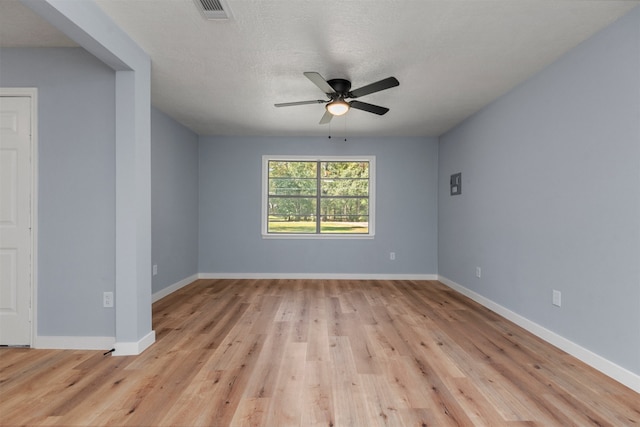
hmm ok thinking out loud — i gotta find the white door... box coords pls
[0,95,33,346]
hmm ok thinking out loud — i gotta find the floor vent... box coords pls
[193,0,232,20]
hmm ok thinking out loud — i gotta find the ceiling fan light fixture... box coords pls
[326,99,350,116]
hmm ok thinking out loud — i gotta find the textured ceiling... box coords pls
[2,0,638,137]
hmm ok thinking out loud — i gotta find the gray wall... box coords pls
[0,48,116,337]
[198,136,439,275]
[151,108,199,294]
[438,8,640,374]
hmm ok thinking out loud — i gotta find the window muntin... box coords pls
[263,156,375,238]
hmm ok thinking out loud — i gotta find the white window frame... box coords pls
[261,155,376,239]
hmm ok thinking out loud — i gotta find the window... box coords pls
[262,155,375,238]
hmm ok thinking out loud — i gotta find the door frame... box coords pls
[1,88,37,346]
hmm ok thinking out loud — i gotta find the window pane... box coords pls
[320,197,368,219]
[321,178,368,196]
[269,161,317,178]
[320,216,369,234]
[269,178,317,196]
[267,197,317,233]
[321,161,369,178]
[319,197,368,233]
[269,161,317,197]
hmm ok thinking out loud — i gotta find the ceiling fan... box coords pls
[274,72,400,124]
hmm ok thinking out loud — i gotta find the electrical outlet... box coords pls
[103,292,114,308]
[476,267,481,278]
[153,264,158,276]
[389,252,396,260]
[553,290,562,307]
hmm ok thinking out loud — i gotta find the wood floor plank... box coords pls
[192,366,252,426]
[263,341,307,427]
[448,377,509,426]
[340,314,381,375]
[360,373,406,427]
[382,356,437,410]
[410,351,478,426]
[305,318,331,363]
[207,332,266,372]
[157,369,226,426]
[300,360,334,427]
[367,306,414,357]
[229,396,270,427]
[242,321,291,399]
[0,351,78,411]
[104,349,211,426]
[289,281,311,343]
[329,336,371,427]
[1,279,637,427]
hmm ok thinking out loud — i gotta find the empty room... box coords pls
[0,0,639,426]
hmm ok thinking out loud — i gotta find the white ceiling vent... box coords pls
[193,0,232,20]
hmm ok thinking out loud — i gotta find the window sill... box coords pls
[261,233,375,240]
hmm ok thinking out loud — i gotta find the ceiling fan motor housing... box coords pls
[327,79,352,98]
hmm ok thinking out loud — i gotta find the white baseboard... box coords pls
[113,330,155,356]
[438,275,640,394]
[34,332,156,356]
[152,273,199,303]
[199,273,438,280]
[34,335,115,350]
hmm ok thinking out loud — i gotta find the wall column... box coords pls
[22,0,154,354]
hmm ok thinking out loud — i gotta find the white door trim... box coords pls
[1,88,37,347]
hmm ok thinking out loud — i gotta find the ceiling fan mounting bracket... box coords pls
[326,78,351,96]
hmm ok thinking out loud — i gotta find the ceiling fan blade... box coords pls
[319,110,333,124]
[350,100,390,115]
[349,77,399,98]
[275,100,326,107]
[304,72,336,94]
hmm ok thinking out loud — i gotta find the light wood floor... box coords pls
[1,279,638,426]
